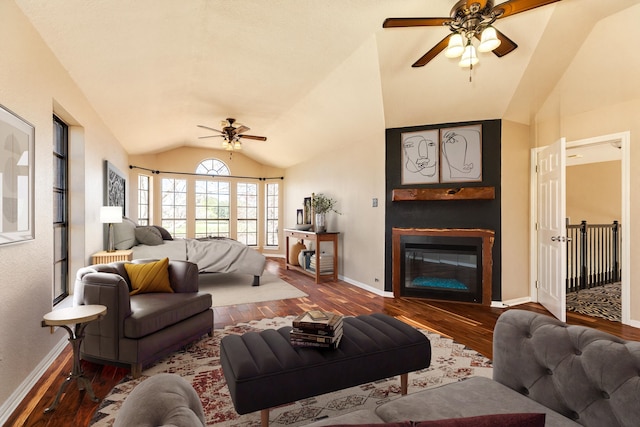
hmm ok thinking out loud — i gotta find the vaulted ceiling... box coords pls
[14,0,638,168]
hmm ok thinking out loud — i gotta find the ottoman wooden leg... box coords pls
[261,408,269,427]
[401,373,408,395]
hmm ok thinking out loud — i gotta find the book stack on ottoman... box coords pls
[290,310,344,349]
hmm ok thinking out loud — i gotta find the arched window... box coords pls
[194,159,231,238]
[196,158,230,176]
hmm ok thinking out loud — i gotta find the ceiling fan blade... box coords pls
[383,17,450,28]
[235,125,250,134]
[197,124,223,133]
[412,34,451,67]
[238,135,267,141]
[198,135,224,139]
[494,0,562,19]
[491,28,518,57]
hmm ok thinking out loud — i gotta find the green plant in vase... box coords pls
[311,193,341,232]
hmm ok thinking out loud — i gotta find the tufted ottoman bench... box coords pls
[220,313,431,426]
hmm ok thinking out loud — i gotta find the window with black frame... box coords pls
[53,116,68,305]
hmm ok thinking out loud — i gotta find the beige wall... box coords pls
[567,161,621,224]
[281,35,387,291]
[501,121,531,302]
[0,0,129,413]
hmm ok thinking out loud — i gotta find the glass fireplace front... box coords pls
[400,235,483,303]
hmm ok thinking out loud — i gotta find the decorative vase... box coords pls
[289,240,306,266]
[315,212,326,233]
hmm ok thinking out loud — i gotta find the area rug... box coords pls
[199,272,308,307]
[566,282,621,322]
[90,316,492,426]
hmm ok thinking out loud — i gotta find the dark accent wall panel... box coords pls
[384,119,502,301]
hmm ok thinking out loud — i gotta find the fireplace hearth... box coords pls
[392,228,495,305]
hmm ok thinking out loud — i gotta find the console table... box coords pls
[284,229,339,283]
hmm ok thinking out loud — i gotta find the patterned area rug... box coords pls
[566,282,621,322]
[90,316,493,426]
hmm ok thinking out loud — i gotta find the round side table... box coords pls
[41,304,107,413]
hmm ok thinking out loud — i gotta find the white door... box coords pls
[537,138,567,321]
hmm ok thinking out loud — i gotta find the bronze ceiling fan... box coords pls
[197,118,267,151]
[383,0,562,68]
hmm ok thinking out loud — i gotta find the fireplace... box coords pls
[392,228,494,305]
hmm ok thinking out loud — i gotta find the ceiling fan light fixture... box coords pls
[478,26,501,52]
[233,140,242,150]
[445,33,465,58]
[459,43,478,68]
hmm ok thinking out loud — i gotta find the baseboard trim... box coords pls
[498,296,533,308]
[339,275,393,298]
[0,336,67,425]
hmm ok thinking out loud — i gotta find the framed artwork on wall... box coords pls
[303,197,312,224]
[105,161,126,215]
[440,124,482,183]
[401,129,440,185]
[0,104,34,245]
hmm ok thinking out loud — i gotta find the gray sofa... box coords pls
[74,259,213,377]
[308,309,640,427]
[114,373,206,427]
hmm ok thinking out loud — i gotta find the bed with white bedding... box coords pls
[113,219,266,285]
[133,238,266,282]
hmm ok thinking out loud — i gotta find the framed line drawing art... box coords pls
[440,124,482,183]
[105,161,126,215]
[401,129,439,185]
[0,104,35,245]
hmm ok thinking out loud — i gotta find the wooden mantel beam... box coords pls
[392,186,495,201]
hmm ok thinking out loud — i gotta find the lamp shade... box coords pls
[100,206,122,224]
[445,33,464,58]
[459,43,479,68]
[478,26,501,52]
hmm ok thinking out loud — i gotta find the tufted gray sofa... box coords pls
[114,373,206,427]
[308,309,640,427]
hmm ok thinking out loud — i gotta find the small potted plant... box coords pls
[311,193,341,232]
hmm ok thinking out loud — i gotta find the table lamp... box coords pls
[100,206,122,252]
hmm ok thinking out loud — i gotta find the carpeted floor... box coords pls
[199,272,308,307]
[90,316,492,426]
[566,282,621,322]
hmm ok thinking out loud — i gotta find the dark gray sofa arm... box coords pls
[74,270,132,361]
[166,260,199,293]
[493,309,640,427]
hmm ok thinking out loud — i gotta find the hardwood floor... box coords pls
[7,257,640,427]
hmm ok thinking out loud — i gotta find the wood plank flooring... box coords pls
[7,257,640,427]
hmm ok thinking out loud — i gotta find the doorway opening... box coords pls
[564,141,622,321]
[531,132,630,324]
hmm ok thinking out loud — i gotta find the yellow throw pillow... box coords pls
[125,258,174,295]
